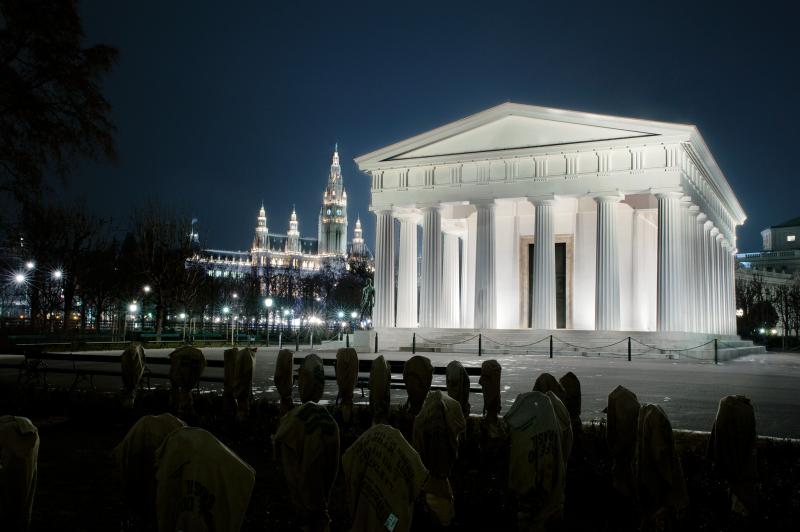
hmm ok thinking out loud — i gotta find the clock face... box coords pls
[336,209,342,216]
[326,208,331,215]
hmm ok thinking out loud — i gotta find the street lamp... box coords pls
[13,273,26,284]
[51,269,62,280]
[25,261,35,270]
[143,285,151,294]
[337,310,345,319]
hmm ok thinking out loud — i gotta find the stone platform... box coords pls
[353,328,765,362]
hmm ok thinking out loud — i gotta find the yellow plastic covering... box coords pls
[155,427,255,532]
[504,392,565,528]
[223,347,256,419]
[606,385,640,497]
[342,424,428,532]
[635,404,688,522]
[369,355,391,424]
[275,402,340,529]
[402,355,432,415]
[168,347,206,414]
[115,414,186,524]
[121,342,145,408]
[707,395,758,515]
[299,354,325,403]
[445,360,471,417]
[0,416,39,530]
[274,349,295,413]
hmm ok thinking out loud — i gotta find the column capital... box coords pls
[470,198,497,208]
[417,202,442,213]
[371,206,394,215]
[697,212,708,224]
[688,204,700,215]
[393,206,421,223]
[702,219,714,231]
[591,193,624,204]
[654,190,683,200]
[527,194,556,207]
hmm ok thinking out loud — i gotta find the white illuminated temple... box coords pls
[355,103,745,339]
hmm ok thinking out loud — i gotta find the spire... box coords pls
[291,204,297,221]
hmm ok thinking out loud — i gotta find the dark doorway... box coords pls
[528,242,567,328]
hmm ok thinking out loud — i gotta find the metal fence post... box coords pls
[346,333,350,348]
[628,336,632,362]
[266,330,269,348]
[714,338,718,365]
[478,333,482,357]
[295,331,300,352]
[412,332,416,354]
[549,335,553,359]
[374,332,379,353]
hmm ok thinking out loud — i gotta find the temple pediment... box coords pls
[356,102,694,166]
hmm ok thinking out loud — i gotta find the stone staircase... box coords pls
[361,328,765,362]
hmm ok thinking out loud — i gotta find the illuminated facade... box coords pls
[193,146,369,279]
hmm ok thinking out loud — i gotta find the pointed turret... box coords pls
[352,216,365,256]
[287,206,300,254]
[253,203,269,251]
[318,143,349,255]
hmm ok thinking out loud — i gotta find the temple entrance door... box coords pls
[527,242,567,328]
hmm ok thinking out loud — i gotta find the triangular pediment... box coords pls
[390,115,654,160]
[356,102,695,168]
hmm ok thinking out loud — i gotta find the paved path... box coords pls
[2,347,799,438]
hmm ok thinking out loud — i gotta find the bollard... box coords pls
[374,332,379,353]
[310,332,314,350]
[714,338,718,365]
[628,336,632,362]
[346,333,350,348]
[549,335,553,359]
[412,332,416,354]
[278,332,282,350]
[478,333,482,357]
[295,331,300,352]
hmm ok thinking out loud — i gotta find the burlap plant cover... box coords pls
[402,355,433,416]
[155,427,255,532]
[635,404,688,527]
[412,391,466,526]
[547,391,573,469]
[707,395,757,515]
[504,391,565,532]
[0,416,39,530]
[299,354,325,403]
[275,349,295,414]
[223,347,256,420]
[114,413,186,526]
[479,359,502,420]
[532,372,567,405]
[336,348,359,423]
[445,360,471,418]
[558,371,582,435]
[606,385,640,497]
[275,402,340,531]
[120,342,145,409]
[168,346,206,415]
[342,424,429,532]
[369,355,392,424]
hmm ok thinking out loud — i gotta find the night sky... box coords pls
[73,0,799,253]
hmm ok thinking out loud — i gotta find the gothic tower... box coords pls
[252,202,269,251]
[287,206,300,254]
[351,216,365,256]
[318,144,348,255]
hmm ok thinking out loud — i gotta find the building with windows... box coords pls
[736,216,800,276]
[192,146,370,281]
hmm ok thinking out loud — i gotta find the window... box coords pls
[788,235,796,242]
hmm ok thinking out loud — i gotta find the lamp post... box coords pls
[222,305,230,343]
[264,297,273,346]
[179,312,187,342]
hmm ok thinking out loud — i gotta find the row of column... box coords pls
[374,192,737,334]
[656,192,736,335]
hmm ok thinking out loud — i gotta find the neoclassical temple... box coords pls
[355,103,744,335]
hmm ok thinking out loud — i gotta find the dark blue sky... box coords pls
[74,0,799,252]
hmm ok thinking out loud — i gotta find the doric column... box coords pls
[531,197,556,329]
[396,212,419,328]
[696,214,709,333]
[594,195,622,331]
[473,200,497,329]
[656,192,683,332]
[420,205,442,328]
[721,240,732,335]
[373,209,395,328]
[441,232,461,328]
[710,230,723,334]
[686,205,700,332]
[729,247,738,335]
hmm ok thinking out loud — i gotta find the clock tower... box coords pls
[318,144,348,255]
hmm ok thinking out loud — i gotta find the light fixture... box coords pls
[129,303,138,313]
[13,272,26,284]
[232,293,238,299]
[222,306,230,314]
[25,261,35,270]
[143,285,151,293]
[337,311,344,319]
[52,269,62,280]
[179,313,186,320]
[264,298,274,308]
[350,311,358,319]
